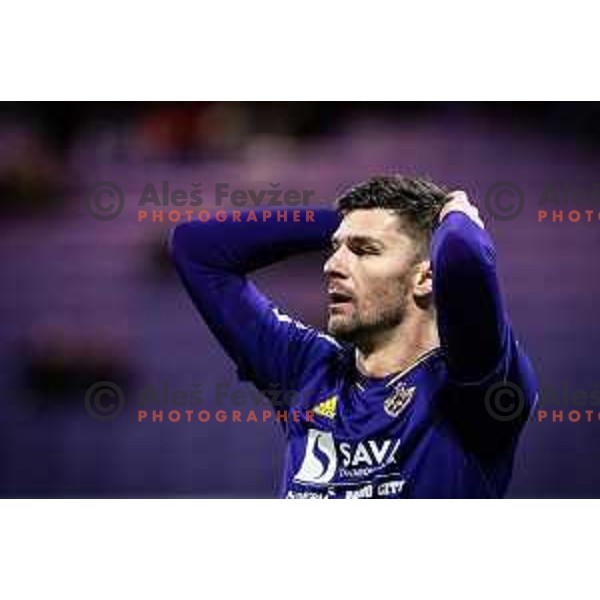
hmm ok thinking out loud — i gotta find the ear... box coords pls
[412,259,433,300]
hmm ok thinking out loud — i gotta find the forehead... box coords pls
[333,208,406,243]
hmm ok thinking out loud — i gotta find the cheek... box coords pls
[358,272,410,311]
[351,256,414,307]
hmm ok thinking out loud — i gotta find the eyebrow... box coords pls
[331,234,385,248]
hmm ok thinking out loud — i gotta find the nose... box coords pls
[323,246,348,280]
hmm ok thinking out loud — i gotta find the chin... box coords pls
[327,316,360,343]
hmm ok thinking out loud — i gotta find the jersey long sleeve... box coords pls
[168,210,342,394]
[431,212,510,384]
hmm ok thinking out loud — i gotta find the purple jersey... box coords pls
[170,209,538,498]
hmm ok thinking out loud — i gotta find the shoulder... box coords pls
[267,304,348,375]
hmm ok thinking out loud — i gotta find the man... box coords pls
[170,175,538,498]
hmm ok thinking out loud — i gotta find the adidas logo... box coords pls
[313,395,338,420]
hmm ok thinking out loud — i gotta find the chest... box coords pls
[283,370,447,496]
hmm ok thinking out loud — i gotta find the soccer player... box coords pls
[169,176,538,498]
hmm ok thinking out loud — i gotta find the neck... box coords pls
[355,311,439,379]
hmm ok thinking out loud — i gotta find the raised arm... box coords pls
[169,209,341,392]
[431,192,509,383]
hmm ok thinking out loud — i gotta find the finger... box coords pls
[446,190,469,203]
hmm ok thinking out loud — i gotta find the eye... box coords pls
[352,245,380,256]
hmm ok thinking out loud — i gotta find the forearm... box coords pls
[169,208,340,274]
[432,211,509,382]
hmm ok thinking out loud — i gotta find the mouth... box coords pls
[327,289,354,310]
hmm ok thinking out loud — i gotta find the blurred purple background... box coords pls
[0,102,598,498]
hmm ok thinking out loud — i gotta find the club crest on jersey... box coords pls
[313,395,338,420]
[384,384,416,418]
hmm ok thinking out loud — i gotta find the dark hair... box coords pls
[336,175,449,255]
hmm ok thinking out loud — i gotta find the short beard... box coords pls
[327,295,408,350]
